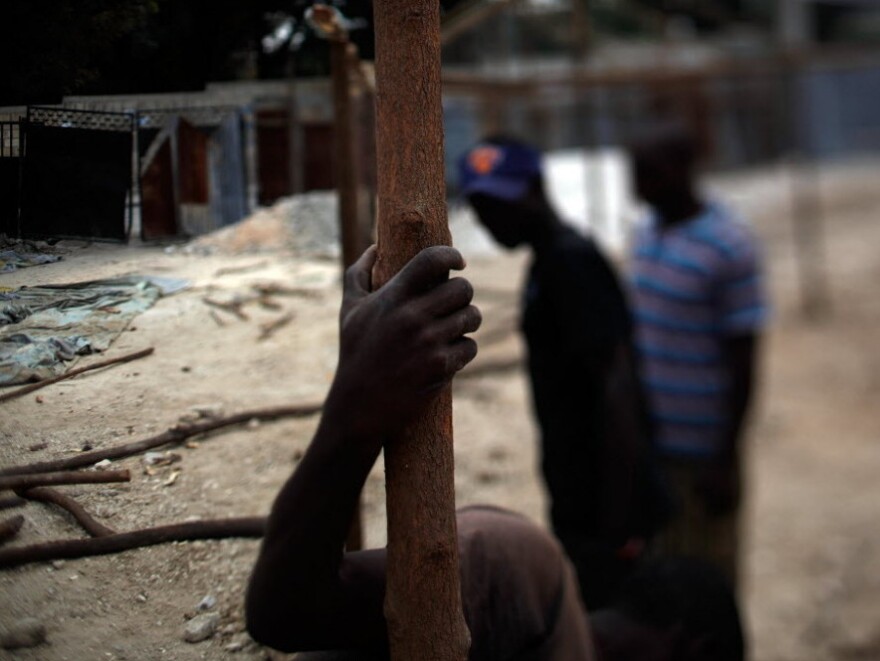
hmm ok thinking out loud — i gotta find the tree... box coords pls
[0,0,157,105]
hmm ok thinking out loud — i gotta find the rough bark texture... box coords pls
[373,2,470,660]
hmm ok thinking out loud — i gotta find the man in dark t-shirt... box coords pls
[459,137,664,607]
[245,246,744,661]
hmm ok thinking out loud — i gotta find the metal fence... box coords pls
[19,106,136,241]
[0,121,22,236]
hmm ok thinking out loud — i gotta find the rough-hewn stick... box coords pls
[0,515,25,545]
[0,348,155,404]
[0,403,324,477]
[320,7,370,552]
[0,470,131,492]
[258,312,295,342]
[202,297,249,321]
[214,260,270,277]
[209,309,227,327]
[251,283,323,299]
[0,517,267,569]
[0,496,26,511]
[373,1,470,659]
[17,487,115,538]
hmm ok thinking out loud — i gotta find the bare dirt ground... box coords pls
[1,160,879,661]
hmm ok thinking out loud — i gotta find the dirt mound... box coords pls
[184,192,340,259]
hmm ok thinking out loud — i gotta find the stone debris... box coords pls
[224,638,248,652]
[178,402,225,424]
[142,451,182,468]
[196,594,217,612]
[1,618,47,650]
[93,505,116,519]
[183,612,220,643]
[190,403,224,419]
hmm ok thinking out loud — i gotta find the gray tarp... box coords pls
[0,276,186,385]
[0,249,63,273]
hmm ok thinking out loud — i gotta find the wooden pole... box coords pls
[372,3,470,660]
[332,39,363,270]
[314,3,367,552]
[781,55,831,319]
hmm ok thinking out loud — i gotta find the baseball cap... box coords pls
[458,140,542,201]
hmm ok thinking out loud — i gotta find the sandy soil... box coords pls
[1,160,879,661]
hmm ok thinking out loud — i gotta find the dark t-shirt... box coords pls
[521,227,632,536]
[297,507,596,661]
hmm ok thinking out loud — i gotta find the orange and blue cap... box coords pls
[458,141,542,201]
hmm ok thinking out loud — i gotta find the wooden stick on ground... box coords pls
[17,487,115,538]
[202,297,250,321]
[0,515,25,545]
[0,348,155,404]
[251,283,324,300]
[373,1,470,659]
[209,309,227,327]
[0,403,324,477]
[214,260,270,277]
[0,517,267,569]
[0,470,131,492]
[0,496,27,511]
[258,313,295,342]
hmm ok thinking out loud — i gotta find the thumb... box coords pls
[343,245,377,301]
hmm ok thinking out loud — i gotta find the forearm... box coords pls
[246,389,384,648]
[245,244,479,652]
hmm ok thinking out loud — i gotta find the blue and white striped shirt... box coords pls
[630,202,769,458]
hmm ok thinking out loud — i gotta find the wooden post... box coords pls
[332,39,363,270]
[313,4,370,550]
[372,2,470,660]
[781,54,831,319]
[286,48,303,195]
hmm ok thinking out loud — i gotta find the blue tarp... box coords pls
[0,276,186,385]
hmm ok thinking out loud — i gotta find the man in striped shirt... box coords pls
[628,126,768,586]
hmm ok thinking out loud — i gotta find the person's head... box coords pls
[592,557,745,661]
[458,136,555,248]
[628,123,699,216]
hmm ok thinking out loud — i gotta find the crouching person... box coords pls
[245,246,745,661]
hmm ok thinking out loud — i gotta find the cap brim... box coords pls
[460,175,529,202]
